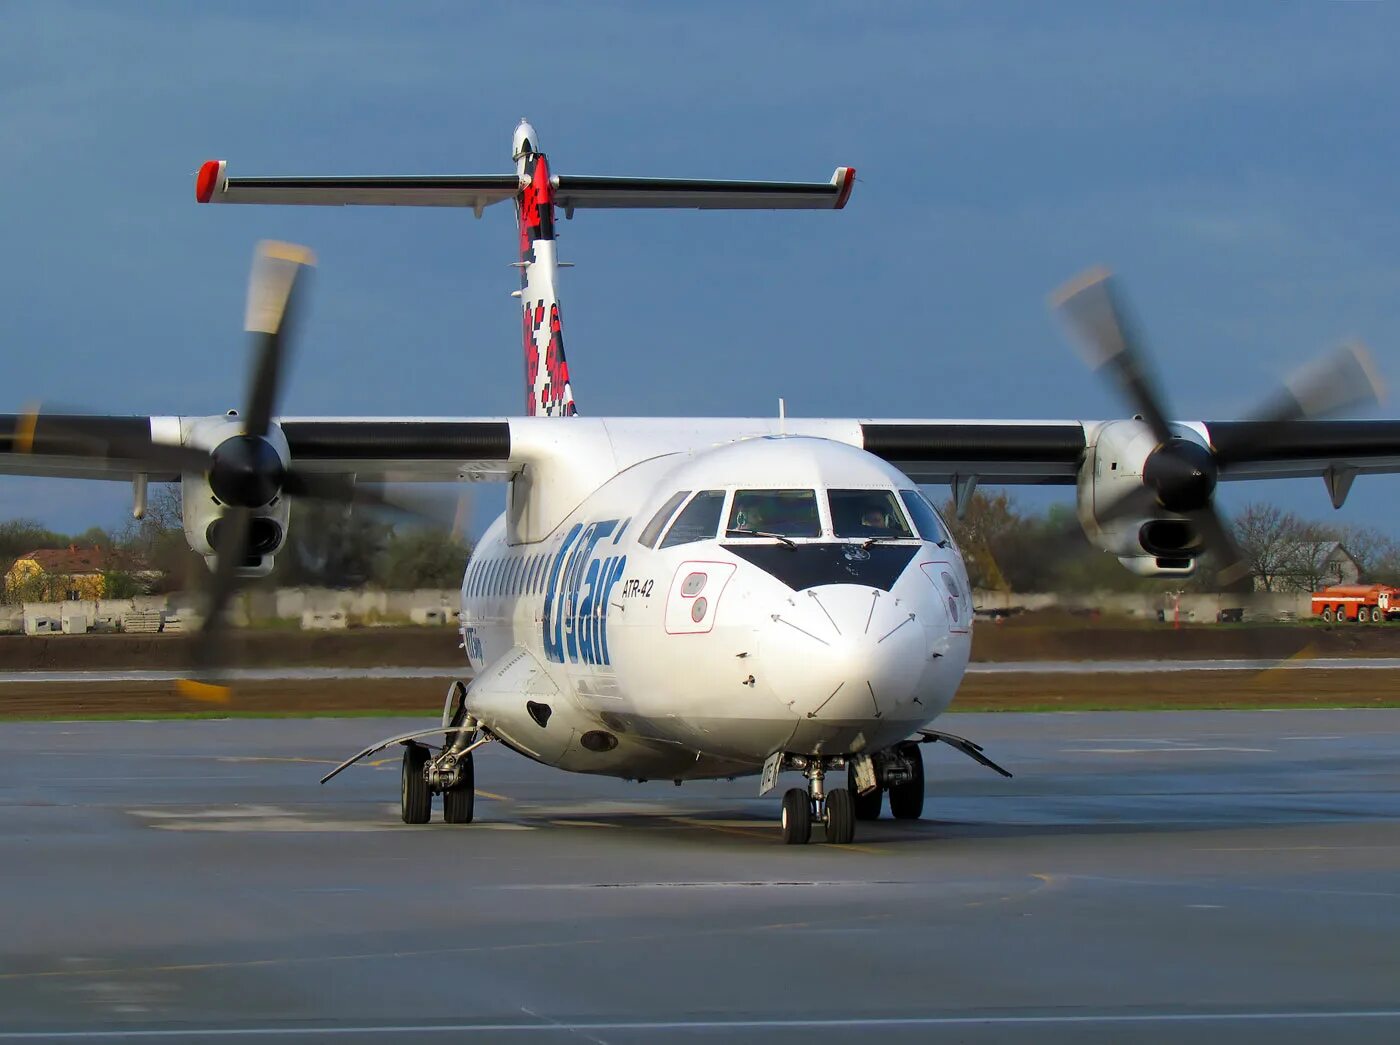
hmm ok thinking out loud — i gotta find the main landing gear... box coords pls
[845,742,925,823]
[400,725,480,825]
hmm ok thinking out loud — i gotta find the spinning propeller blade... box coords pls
[1052,267,1384,592]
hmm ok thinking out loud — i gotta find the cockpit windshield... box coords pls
[898,489,952,546]
[828,489,915,540]
[726,489,821,539]
[660,490,727,548]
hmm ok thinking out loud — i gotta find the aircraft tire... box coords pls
[401,743,432,824]
[849,764,883,820]
[780,788,811,845]
[443,752,475,824]
[888,744,925,820]
[825,788,855,845]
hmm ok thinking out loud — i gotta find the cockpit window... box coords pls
[899,489,952,546]
[726,489,821,539]
[829,490,914,539]
[639,490,691,549]
[660,490,727,549]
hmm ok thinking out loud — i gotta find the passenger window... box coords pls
[829,489,914,539]
[639,490,691,549]
[726,489,821,539]
[899,490,952,546]
[660,490,727,549]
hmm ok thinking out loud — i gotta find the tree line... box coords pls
[942,492,1400,593]
[6,487,1395,601]
[0,486,472,602]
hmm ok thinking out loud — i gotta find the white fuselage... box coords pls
[458,435,972,781]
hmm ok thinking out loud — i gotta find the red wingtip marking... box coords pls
[834,167,855,210]
[195,160,222,203]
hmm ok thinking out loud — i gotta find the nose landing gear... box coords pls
[779,759,856,845]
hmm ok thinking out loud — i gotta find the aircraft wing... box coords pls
[0,415,516,484]
[7,414,1400,488]
[859,419,1400,485]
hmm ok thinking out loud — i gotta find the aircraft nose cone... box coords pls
[758,584,940,722]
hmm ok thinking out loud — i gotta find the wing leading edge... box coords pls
[5,414,1400,490]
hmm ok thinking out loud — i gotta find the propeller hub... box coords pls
[1143,438,1218,513]
[208,435,285,508]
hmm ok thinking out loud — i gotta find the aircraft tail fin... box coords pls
[514,123,575,416]
[197,120,855,419]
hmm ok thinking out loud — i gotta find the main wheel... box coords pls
[442,751,475,824]
[400,743,431,824]
[888,744,925,820]
[780,788,811,845]
[824,788,856,845]
[849,763,883,820]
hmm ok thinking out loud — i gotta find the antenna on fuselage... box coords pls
[778,397,786,435]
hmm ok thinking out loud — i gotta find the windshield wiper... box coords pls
[861,535,911,548]
[727,528,796,548]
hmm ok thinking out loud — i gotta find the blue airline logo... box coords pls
[542,518,629,666]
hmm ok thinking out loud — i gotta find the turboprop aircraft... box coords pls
[3,120,1398,845]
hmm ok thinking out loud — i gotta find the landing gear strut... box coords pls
[778,759,855,845]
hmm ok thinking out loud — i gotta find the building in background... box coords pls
[1261,541,1361,593]
[4,546,143,601]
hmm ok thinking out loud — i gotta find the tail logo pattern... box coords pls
[517,147,576,417]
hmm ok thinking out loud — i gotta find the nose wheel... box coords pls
[778,761,856,845]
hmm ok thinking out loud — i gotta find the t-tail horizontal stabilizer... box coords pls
[196,119,855,418]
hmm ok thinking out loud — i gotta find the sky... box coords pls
[3,2,1400,537]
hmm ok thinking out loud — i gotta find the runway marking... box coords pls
[959,872,1059,909]
[1063,872,1400,901]
[667,816,771,841]
[4,1010,1400,1037]
[216,756,344,767]
[125,806,537,834]
[501,880,904,890]
[1196,845,1400,853]
[0,916,824,984]
[474,789,510,802]
[1062,746,1272,754]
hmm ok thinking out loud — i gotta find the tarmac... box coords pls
[1,710,1399,1042]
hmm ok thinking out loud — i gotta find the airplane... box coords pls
[3,119,1398,845]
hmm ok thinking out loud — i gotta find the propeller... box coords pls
[16,242,460,701]
[1050,266,1383,593]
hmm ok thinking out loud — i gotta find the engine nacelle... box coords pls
[177,415,292,578]
[1077,420,1207,578]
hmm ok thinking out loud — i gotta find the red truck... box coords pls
[1311,584,1398,623]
